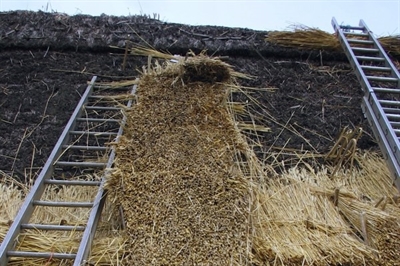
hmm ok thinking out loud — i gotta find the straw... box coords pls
[105,53,253,265]
[266,25,400,56]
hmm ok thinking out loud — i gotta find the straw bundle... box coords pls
[266,26,400,57]
[105,55,252,265]
[266,26,341,51]
[379,35,400,56]
[0,174,125,266]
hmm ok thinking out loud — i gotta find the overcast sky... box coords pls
[1,0,399,36]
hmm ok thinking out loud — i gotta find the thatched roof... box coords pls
[1,10,400,265]
[0,10,346,60]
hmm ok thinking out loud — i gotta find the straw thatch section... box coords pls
[0,172,124,265]
[379,35,400,56]
[102,51,400,265]
[250,151,400,265]
[266,26,400,56]
[105,55,253,264]
[3,149,400,265]
[266,26,341,51]
[2,128,400,266]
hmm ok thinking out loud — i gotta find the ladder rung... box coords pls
[69,130,118,136]
[393,129,400,135]
[44,179,102,186]
[386,113,400,121]
[390,122,400,128]
[21,223,86,231]
[88,95,108,99]
[383,107,400,114]
[352,47,379,53]
[379,100,400,106]
[361,66,392,72]
[347,38,374,44]
[84,106,121,111]
[373,87,400,93]
[76,118,120,123]
[367,76,398,82]
[62,145,108,151]
[356,56,385,62]
[88,95,127,100]
[55,161,107,168]
[341,25,365,31]
[344,32,369,37]
[7,251,76,259]
[33,200,93,208]
[93,86,132,91]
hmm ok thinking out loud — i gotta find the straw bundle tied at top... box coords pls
[105,56,252,265]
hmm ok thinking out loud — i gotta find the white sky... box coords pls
[1,0,399,36]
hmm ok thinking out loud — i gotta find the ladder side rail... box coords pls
[331,17,374,94]
[366,93,400,186]
[357,19,400,183]
[359,19,400,86]
[332,17,400,190]
[362,97,400,189]
[0,76,97,265]
[73,83,138,266]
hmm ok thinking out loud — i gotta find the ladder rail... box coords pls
[73,83,137,265]
[363,95,400,189]
[331,17,374,94]
[332,17,400,190]
[358,19,400,87]
[0,76,98,265]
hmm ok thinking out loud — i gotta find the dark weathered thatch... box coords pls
[0,10,347,60]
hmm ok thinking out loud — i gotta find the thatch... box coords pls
[103,50,400,265]
[251,178,376,265]
[2,148,400,265]
[266,26,400,56]
[266,26,341,51]
[2,43,400,265]
[379,35,400,56]
[105,55,253,264]
[251,151,400,265]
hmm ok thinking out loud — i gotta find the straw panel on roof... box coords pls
[106,57,252,265]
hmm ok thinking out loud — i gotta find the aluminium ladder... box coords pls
[332,17,400,190]
[0,76,136,265]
